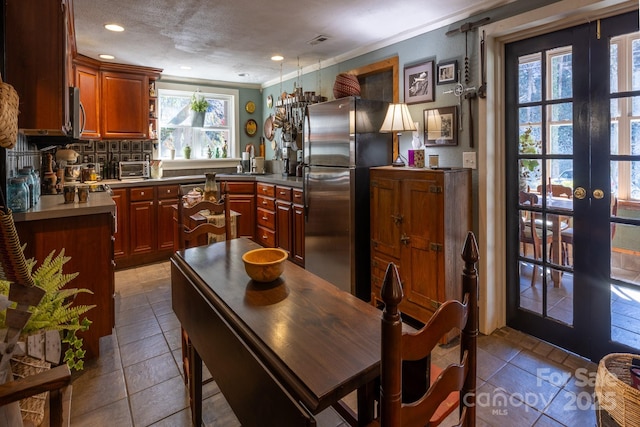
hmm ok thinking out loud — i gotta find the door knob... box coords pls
[400,234,410,246]
[593,189,604,199]
[391,214,403,225]
[574,187,587,199]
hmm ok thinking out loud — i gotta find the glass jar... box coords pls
[204,173,218,202]
[18,168,36,208]
[27,166,40,205]
[8,177,30,212]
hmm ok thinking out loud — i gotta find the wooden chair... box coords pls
[176,184,231,251]
[175,185,232,413]
[370,231,478,427]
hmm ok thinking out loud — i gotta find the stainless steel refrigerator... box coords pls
[303,97,391,300]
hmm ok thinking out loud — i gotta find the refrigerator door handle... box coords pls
[303,165,310,221]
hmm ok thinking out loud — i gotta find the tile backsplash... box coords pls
[69,139,155,167]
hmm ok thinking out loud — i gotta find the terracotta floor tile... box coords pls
[124,352,181,395]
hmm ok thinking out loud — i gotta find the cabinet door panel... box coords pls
[111,189,128,258]
[75,64,101,138]
[130,200,155,255]
[370,175,401,259]
[102,72,148,139]
[158,199,177,250]
[276,201,292,253]
[401,177,444,308]
[229,195,256,239]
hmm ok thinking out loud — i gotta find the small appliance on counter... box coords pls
[118,160,150,180]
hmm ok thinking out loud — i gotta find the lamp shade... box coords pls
[379,103,417,133]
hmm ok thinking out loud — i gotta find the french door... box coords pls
[506,11,640,362]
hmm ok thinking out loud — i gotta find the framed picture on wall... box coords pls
[424,106,457,146]
[404,59,435,104]
[437,60,458,85]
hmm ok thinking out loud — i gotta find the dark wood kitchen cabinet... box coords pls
[5,0,74,134]
[157,185,181,250]
[275,185,293,253]
[101,70,149,139]
[370,167,471,330]
[15,212,115,360]
[221,181,256,239]
[256,182,276,247]
[129,187,155,255]
[113,184,180,269]
[111,188,129,259]
[74,56,101,139]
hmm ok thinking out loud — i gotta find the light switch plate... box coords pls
[463,152,477,169]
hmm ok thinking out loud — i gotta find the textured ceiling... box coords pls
[73,0,513,86]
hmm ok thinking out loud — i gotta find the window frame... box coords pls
[156,81,240,163]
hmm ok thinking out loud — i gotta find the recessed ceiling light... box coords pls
[180,66,192,70]
[99,54,115,60]
[271,55,284,61]
[238,73,249,77]
[104,24,124,32]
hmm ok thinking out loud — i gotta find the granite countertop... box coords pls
[12,191,116,222]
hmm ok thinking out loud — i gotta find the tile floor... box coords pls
[69,261,601,426]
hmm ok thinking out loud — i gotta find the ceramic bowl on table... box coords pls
[242,248,288,282]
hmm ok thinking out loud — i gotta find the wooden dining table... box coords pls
[171,237,384,426]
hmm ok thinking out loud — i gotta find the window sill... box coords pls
[161,158,240,170]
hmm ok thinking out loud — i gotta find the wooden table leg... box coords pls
[189,346,203,427]
[357,380,377,426]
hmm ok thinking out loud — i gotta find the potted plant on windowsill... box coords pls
[190,93,209,128]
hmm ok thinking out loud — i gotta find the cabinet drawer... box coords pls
[256,195,275,211]
[275,186,292,202]
[256,225,276,247]
[256,182,275,197]
[157,185,179,199]
[257,207,275,229]
[130,187,154,201]
[292,189,304,205]
[223,181,255,194]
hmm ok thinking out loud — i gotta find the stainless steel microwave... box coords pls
[119,161,150,179]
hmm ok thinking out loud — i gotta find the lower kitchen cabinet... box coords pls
[275,185,293,253]
[158,185,181,250]
[370,167,471,331]
[256,182,276,247]
[113,184,180,269]
[15,212,115,360]
[221,181,255,239]
[129,187,155,255]
[111,188,128,258]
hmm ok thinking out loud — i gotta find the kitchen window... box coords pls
[157,87,237,160]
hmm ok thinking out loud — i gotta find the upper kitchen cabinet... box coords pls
[74,56,101,139]
[100,64,160,139]
[5,0,75,135]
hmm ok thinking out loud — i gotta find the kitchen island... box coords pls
[14,192,116,360]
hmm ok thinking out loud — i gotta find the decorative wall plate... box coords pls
[245,101,256,114]
[245,119,258,136]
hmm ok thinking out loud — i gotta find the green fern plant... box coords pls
[0,248,95,371]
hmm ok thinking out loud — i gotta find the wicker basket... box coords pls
[10,355,51,426]
[0,74,19,149]
[595,353,640,426]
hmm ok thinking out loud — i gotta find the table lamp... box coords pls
[380,103,417,167]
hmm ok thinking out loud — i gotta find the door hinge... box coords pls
[429,185,443,193]
[430,242,443,252]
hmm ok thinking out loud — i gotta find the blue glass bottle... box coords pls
[18,168,36,208]
[8,177,30,213]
